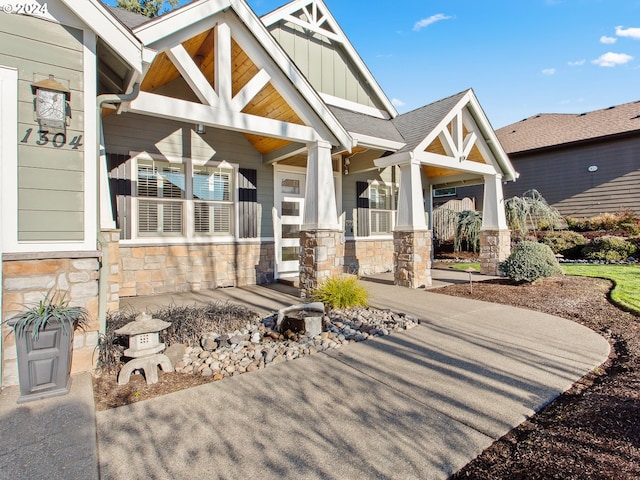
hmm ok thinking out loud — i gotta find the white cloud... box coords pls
[568,59,586,66]
[392,98,406,107]
[592,52,633,67]
[600,35,617,44]
[542,68,556,76]
[615,26,640,39]
[413,14,452,32]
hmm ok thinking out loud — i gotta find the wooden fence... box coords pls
[432,197,476,242]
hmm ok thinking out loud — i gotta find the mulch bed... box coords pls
[437,276,640,479]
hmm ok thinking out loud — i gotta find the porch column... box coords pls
[394,160,432,289]
[300,140,343,297]
[480,174,511,275]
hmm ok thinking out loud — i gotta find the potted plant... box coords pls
[7,290,88,403]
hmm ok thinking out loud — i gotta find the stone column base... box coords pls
[480,229,511,276]
[99,229,121,313]
[300,230,344,298]
[393,230,432,289]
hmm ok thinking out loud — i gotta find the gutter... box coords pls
[95,84,141,334]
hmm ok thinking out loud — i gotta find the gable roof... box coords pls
[106,5,150,29]
[497,100,640,154]
[329,106,405,144]
[392,90,468,154]
[261,0,398,119]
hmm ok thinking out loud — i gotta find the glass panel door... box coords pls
[275,170,305,277]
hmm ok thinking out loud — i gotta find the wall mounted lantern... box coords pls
[32,74,70,131]
[195,123,206,134]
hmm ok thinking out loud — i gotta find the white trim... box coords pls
[231,69,271,111]
[320,93,390,120]
[0,66,18,254]
[261,0,398,119]
[129,91,321,143]
[60,0,143,73]
[351,132,405,152]
[84,29,98,247]
[417,152,496,176]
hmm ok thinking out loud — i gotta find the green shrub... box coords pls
[505,190,564,237]
[500,241,563,283]
[581,236,636,262]
[541,231,588,258]
[566,210,640,234]
[312,276,369,309]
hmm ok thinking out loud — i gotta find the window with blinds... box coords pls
[137,160,185,235]
[369,183,396,235]
[193,166,234,235]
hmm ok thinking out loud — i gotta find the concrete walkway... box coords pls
[0,270,610,480]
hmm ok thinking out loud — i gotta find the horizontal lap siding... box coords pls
[503,137,640,217]
[1,14,86,241]
[103,113,274,238]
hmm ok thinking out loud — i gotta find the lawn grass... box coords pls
[437,262,481,272]
[562,264,640,316]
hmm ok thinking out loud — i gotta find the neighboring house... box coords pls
[444,101,640,218]
[0,0,516,387]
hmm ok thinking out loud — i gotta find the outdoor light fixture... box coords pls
[196,124,206,134]
[588,165,598,172]
[32,74,70,131]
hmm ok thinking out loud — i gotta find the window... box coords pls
[434,187,456,197]
[193,166,233,235]
[135,158,238,238]
[137,160,185,235]
[369,183,397,235]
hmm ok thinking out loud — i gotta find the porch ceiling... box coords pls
[422,134,487,179]
[139,28,300,155]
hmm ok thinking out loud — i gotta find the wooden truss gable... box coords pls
[262,0,397,119]
[126,1,352,156]
[376,90,516,186]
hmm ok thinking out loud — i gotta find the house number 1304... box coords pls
[20,128,83,149]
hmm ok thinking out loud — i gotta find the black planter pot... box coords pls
[9,320,74,404]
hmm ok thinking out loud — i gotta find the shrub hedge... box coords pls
[500,241,563,283]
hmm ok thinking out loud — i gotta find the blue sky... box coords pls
[107,0,640,128]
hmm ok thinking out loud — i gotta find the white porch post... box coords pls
[302,140,339,231]
[393,160,432,288]
[480,174,511,275]
[481,174,507,230]
[299,140,343,296]
[395,159,428,231]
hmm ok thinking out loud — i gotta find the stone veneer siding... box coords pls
[300,230,345,296]
[118,241,275,297]
[393,230,433,289]
[1,254,101,386]
[344,238,394,276]
[480,229,511,276]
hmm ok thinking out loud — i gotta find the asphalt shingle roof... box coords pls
[106,5,150,29]
[328,106,405,144]
[496,100,640,154]
[391,90,469,153]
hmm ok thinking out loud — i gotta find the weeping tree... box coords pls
[454,210,483,253]
[452,190,563,252]
[115,0,181,18]
[505,189,564,237]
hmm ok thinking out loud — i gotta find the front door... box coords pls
[275,169,306,277]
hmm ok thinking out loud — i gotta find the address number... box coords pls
[20,128,83,150]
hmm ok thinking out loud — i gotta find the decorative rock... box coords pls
[201,368,213,377]
[164,344,187,367]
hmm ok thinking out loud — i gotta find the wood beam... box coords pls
[166,44,218,106]
[263,143,307,164]
[231,69,271,111]
[129,91,320,143]
[214,22,232,106]
[417,152,496,175]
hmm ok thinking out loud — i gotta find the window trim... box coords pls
[433,187,457,198]
[131,152,239,241]
[367,180,398,236]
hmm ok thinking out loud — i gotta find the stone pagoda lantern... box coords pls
[115,312,174,385]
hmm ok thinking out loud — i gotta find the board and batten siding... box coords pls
[269,21,382,111]
[103,112,275,239]
[0,13,85,241]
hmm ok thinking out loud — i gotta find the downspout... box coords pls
[95,84,140,335]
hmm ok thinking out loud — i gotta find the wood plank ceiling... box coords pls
[140,28,303,156]
[423,125,487,179]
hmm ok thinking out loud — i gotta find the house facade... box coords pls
[443,101,640,219]
[0,0,516,387]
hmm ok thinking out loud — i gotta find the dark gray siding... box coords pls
[454,134,640,218]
